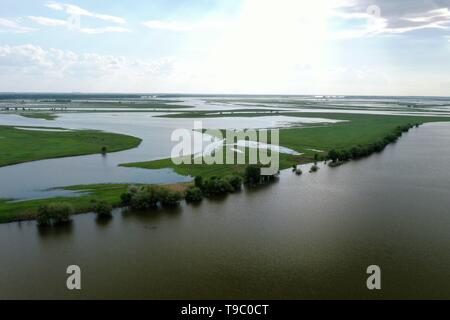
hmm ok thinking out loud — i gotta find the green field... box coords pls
[0,125,142,167]
[122,113,450,178]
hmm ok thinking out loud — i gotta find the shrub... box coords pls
[95,201,113,218]
[159,189,183,207]
[120,185,139,206]
[194,176,204,189]
[295,169,303,176]
[37,203,74,226]
[185,187,204,203]
[244,165,261,186]
[130,186,160,210]
[120,192,133,206]
[225,175,243,191]
[310,165,319,173]
[314,153,319,164]
[203,177,234,195]
[328,149,339,163]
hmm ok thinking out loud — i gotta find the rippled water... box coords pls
[1,122,449,299]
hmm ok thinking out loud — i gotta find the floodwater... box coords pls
[1,122,449,299]
[0,113,336,200]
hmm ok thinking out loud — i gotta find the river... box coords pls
[1,122,449,299]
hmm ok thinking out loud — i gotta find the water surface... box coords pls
[1,123,449,299]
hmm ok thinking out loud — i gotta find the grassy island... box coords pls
[0,125,142,167]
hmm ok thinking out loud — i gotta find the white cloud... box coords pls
[0,18,36,33]
[28,16,67,27]
[79,26,130,34]
[28,16,130,33]
[45,2,126,24]
[0,44,176,91]
[334,1,450,38]
[142,19,229,32]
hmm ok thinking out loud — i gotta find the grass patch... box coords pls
[0,125,142,167]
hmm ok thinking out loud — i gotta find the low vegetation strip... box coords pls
[0,183,190,224]
[0,125,142,167]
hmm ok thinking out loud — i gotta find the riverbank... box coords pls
[0,125,142,167]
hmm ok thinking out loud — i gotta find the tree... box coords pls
[159,189,183,207]
[244,165,261,186]
[225,175,243,191]
[94,201,113,218]
[130,186,160,210]
[185,187,204,203]
[328,149,339,163]
[37,203,74,226]
[194,176,204,189]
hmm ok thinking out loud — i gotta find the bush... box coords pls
[120,185,139,206]
[244,165,261,186]
[120,192,133,206]
[159,189,183,208]
[95,201,113,218]
[185,187,204,203]
[328,149,339,163]
[194,176,204,189]
[295,169,303,176]
[225,175,243,191]
[37,203,74,226]
[203,177,234,195]
[310,165,319,173]
[130,186,160,210]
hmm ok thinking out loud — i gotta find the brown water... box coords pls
[1,122,450,299]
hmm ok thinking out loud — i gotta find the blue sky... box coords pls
[0,0,449,95]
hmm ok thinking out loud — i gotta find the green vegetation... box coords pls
[94,200,113,218]
[37,203,74,226]
[244,165,262,186]
[20,113,58,120]
[185,187,204,203]
[0,183,191,223]
[0,125,142,167]
[123,113,450,179]
[327,123,418,165]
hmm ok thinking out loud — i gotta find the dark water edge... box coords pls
[1,122,450,299]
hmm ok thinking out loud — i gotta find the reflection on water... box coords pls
[1,122,450,299]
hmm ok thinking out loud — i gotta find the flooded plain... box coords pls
[1,122,450,299]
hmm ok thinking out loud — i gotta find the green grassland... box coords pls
[122,113,450,178]
[0,125,142,167]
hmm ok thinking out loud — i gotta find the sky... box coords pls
[0,0,449,96]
